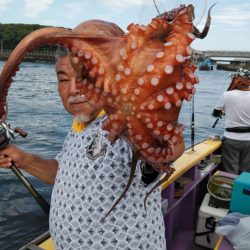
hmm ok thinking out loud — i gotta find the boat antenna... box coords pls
[191,95,195,151]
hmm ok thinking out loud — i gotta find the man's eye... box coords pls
[59,79,69,84]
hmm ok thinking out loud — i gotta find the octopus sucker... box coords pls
[0,5,215,218]
[141,92,170,111]
[155,51,165,59]
[186,45,193,55]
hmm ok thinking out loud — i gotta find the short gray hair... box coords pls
[55,46,69,61]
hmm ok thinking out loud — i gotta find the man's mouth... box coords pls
[68,95,87,105]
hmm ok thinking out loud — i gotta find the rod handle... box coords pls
[10,162,50,216]
[14,127,27,137]
[212,118,220,128]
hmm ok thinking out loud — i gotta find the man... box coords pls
[0,20,186,249]
[212,68,250,174]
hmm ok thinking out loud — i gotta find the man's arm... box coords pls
[0,144,58,184]
[212,93,225,118]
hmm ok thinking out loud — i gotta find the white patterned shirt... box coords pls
[50,116,166,250]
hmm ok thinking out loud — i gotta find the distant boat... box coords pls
[199,58,213,71]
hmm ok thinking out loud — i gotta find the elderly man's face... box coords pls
[56,55,100,122]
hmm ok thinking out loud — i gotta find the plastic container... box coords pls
[195,193,228,249]
[230,172,250,215]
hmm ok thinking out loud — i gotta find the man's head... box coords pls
[55,20,124,123]
[228,68,250,91]
[56,54,101,123]
[56,20,123,123]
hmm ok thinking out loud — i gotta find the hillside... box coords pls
[0,23,57,51]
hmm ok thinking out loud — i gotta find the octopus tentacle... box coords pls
[192,3,216,39]
[0,29,123,122]
[0,27,71,122]
[144,166,175,210]
[101,154,137,222]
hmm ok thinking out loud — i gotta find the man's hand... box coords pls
[0,144,58,184]
[0,144,27,168]
[212,109,223,118]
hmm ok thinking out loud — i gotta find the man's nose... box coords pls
[69,79,81,95]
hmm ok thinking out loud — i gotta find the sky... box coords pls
[0,0,249,52]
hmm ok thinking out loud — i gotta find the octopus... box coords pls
[0,4,215,219]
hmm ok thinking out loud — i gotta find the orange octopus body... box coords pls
[69,7,198,170]
[0,4,213,173]
[0,4,214,219]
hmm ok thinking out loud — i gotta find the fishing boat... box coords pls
[19,137,235,250]
[199,58,214,71]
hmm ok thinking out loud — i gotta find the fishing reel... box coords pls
[212,109,223,118]
[212,109,224,128]
[0,122,27,149]
[0,122,50,216]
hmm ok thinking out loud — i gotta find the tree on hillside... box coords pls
[0,23,57,51]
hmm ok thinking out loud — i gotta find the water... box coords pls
[0,61,72,250]
[0,60,230,249]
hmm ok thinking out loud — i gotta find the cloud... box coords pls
[62,2,90,20]
[0,0,10,11]
[44,1,92,27]
[213,3,250,27]
[24,0,53,18]
[101,0,151,12]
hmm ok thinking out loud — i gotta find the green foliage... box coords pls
[0,23,56,51]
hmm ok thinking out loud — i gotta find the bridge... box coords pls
[1,48,250,64]
[192,50,250,60]
[192,50,250,71]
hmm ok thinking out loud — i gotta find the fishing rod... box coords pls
[212,117,220,128]
[191,95,195,151]
[0,122,50,216]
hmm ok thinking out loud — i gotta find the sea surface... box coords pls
[0,60,229,249]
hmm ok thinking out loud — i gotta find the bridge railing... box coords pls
[0,49,56,62]
[197,50,250,58]
[1,48,249,63]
